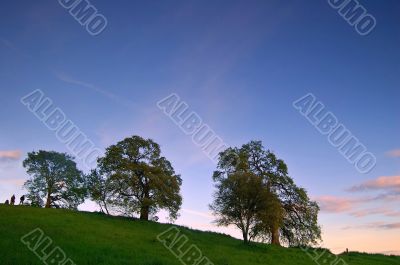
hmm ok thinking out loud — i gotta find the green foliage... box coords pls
[22,150,85,210]
[97,135,182,221]
[211,141,321,246]
[86,169,112,215]
[210,171,268,243]
[253,190,285,244]
[0,206,398,265]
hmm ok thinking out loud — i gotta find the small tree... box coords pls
[86,169,111,215]
[23,150,86,209]
[98,135,182,221]
[210,171,268,244]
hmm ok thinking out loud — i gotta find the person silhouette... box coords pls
[5,200,9,205]
[20,195,25,205]
[10,195,15,205]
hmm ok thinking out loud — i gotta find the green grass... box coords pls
[0,205,399,265]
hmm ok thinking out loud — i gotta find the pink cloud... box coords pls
[0,150,22,161]
[317,177,400,216]
[317,177,400,218]
[316,196,363,213]
[349,176,400,192]
[386,149,400,157]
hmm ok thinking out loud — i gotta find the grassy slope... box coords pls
[0,205,399,265]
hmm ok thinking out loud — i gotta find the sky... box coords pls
[0,0,399,255]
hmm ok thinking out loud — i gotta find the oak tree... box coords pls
[98,135,182,221]
[211,141,321,246]
[23,150,85,209]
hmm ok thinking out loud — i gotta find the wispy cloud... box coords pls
[372,192,400,202]
[0,150,22,161]
[343,222,400,230]
[350,208,400,218]
[316,196,364,213]
[0,38,32,60]
[348,176,400,192]
[54,71,137,109]
[182,208,213,219]
[386,149,400,157]
[318,176,400,218]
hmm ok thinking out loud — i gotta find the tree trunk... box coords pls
[271,227,281,246]
[140,206,149,220]
[140,182,150,220]
[242,230,249,244]
[103,201,110,215]
[45,189,51,208]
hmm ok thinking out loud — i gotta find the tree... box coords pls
[98,135,182,221]
[86,169,111,215]
[23,150,86,209]
[211,141,321,246]
[210,171,269,244]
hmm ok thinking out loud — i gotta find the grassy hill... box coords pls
[0,205,399,265]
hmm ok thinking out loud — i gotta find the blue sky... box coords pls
[1,0,399,254]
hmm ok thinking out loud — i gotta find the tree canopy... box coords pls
[210,171,270,244]
[23,150,86,209]
[96,135,182,221]
[21,137,320,248]
[211,141,321,246]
